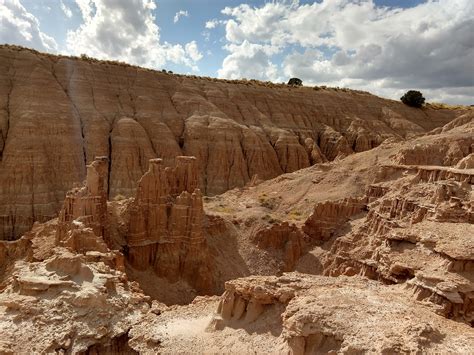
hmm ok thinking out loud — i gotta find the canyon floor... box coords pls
[0,46,473,354]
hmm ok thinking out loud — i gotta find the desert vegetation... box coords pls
[400,90,425,108]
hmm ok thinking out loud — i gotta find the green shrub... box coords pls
[400,90,425,108]
[287,78,303,86]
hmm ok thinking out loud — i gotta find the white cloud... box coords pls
[218,40,281,81]
[60,0,73,18]
[66,0,201,70]
[205,19,219,29]
[0,0,57,51]
[219,0,474,104]
[75,0,95,22]
[173,10,188,24]
[185,41,203,62]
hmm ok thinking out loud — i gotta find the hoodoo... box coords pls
[126,156,213,293]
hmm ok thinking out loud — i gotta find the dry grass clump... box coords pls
[261,214,280,224]
[313,85,371,95]
[0,44,380,96]
[257,193,283,210]
[426,102,473,111]
[287,209,303,221]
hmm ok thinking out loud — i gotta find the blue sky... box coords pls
[1,0,473,104]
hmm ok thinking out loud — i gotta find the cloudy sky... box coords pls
[1,0,473,104]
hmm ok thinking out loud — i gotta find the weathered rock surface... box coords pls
[0,45,465,240]
[217,274,474,354]
[322,166,474,323]
[251,222,305,272]
[57,156,109,243]
[0,232,148,354]
[128,273,474,354]
[0,160,149,353]
[303,197,367,241]
[457,153,474,169]
[0,46,473,354]
[205,115,474,326]
[124,157,213,293]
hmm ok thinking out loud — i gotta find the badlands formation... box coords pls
[0,45,473,353]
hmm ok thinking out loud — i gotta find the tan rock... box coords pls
[251,222,305,272]
[205,274,474,354]
[57,156,109,242]
[0,45,464,240]
[303,197,367,241]
[303,137,326,164]
[126,157,213,293]
[109,117,157,198]
[457,153,474,169]
[0,245,149,354]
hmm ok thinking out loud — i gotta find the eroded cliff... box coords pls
[0,45,464,240]
[124,156,213,294]
[0,92,472,353]
[204,114,474,325]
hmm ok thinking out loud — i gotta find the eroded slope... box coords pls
[0,115,473,353]
[0,45,466,240]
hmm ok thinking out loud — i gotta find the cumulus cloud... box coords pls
[218,40,281,81]
[0,0,57,51]
[219,0,474,104]
[173,10,188,24]
[205,19,223,29]
[66,0,201,70]
[185,41,203,62]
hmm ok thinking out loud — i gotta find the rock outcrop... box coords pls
[0,159,149,353]
[57,156,109,243]
[125,157,213,293]
[203,116,474,327]
[0,59,472,353]
[0,154,218,352]
[0,238,148,354]
[211,274,474,354]
[457,153,474,169]
[251,222,305,272]
[322,165,474,324]
[303,197,367,241]
[0,45,465,240]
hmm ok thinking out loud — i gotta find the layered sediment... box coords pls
[125,156,213,293]
[0,45,473,354]
[0,45,464,240]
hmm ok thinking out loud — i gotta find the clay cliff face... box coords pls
[57,156,109,243]
[0,65,472,352]
[0,45,463,240]
[0,157,148,353]
[125,156,213,293]
[204,114,474,325]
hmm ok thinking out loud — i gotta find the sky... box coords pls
[0,0,473,104]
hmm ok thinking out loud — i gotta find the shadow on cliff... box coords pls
[215,303,285,337]
[205,215,251,294]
